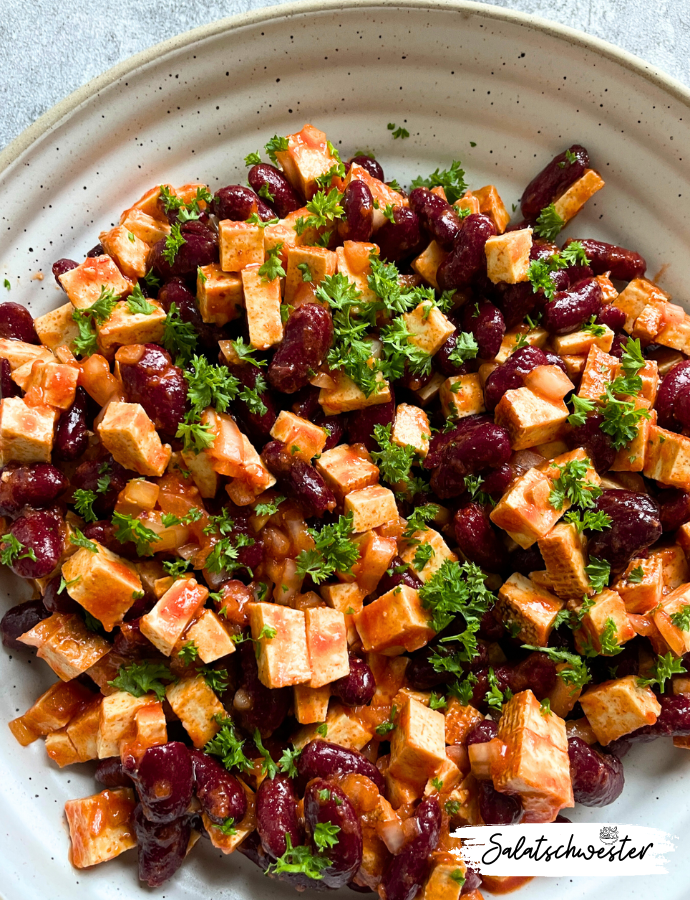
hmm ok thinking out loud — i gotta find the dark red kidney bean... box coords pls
[409,187,463,251]
[520,145,590,220]
[234,642,291,735]
[54,387,89,461]
[241,830,315,890]
[657,489,690,532]
[434,333,471,377]
[484,346,549,411]
[268,304,334,394]
[406,649,451,691]
[0,463,68,515]
[460,300,506,359]
[82,520,133,558]
[427,423,512,499]
[675,389,690,430]
[375,207,422,263]
[112,618,154,654]
[467,720,499,746]
[531,239,559,260]
[226,362,278,439]
[248,164,301,218]
[0,358,17,399]
[340,180,375,243]
[424,414,489,469]
[332,656,376,707]
[478,605,506,642]
[478,780,522,825]
[608,332,630,359]
[297,739,385,793]
[52,258,78,287]
[95,757,133,788]
[564,238,646,280]
[72,455,129,519]
[566,413,616,474]
[461,869,483,894]
[493,281,543,331]
[304,778,363,889]
[0,302,39,343]
[508,545,544,577]
[133,805,190,888]
[257,774,303,859]
[588,490,662,570]
[261,440,336,517]
[375,555,422,598]
[5,508,62,578]
[567,737,625,807]
[437,214,497,291]
[321,415,345,451]
[190,749,247,825]
[86,243,105,258]
[347,155,385,181]
[623,694,690,743]
[128,742,193,824]
[481,464,514,498]
[656,360,690,432]
[148,220,218,280]
[563,265,594,287]
[453,502,507,572]
[212,184,275,222]
[508,653,557,698]
[346,394,395,452]
[596,304,626,332]
[380,797,441,900]
[542,278,602,335]
[0,598,48,649]
[43,574,79,614]
[157,277,224,352]
[119,343,188,439]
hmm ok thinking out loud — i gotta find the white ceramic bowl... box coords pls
[1,2,688,898]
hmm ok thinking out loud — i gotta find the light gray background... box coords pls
[1,0,689,152]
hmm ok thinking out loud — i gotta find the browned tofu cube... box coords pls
[320,582,368,616]
[349,530,398,596]
[485,228,532,283]
[61,541,142,632]
[400,527,458,584]
[412,241,448,290]
[8,680,93,746]
[97,301,166,355]
[180,446,219,498]
[574,589,635,655]
[98,401,171,477]
[552,326,614,357]
[611,398,652,472]
[419,861,465,900]
[270,410,327,461]
[23,359,79,410]
[579,676,661,745]
[647,543,689,593]
[344,484,398,532]
[248,602,311,688]
[440,374,485,421]
[497,573,564,645]
[275,124,341,199]
[537,523,590,600]
[391,403,431,457]
[473,184,510,233]
[119,208,170,244]
[140,577,209,656]
[402,303,455,356]
[0,338,54,371]
[613,556,663,614]
[316,443,379,499]
[284,245,337,304]
[197,264,244,325]
[553,169,605,224]
[293,684,330,724]
[64,699,102,763]
[443,699,484,745]
[545,663,582,719]
[0,396,55,465]
[490,468,560,548]
[119,701,168,765]
[655,303,690,355]
[305,607,349,688]
[59,255,131,308]
[97,690,156,758]
[165,675,225,748]
[99,225,149,280]
[19,613,110,681]
[495,387,568,450]
[182,608,236,664]
[643,424,690,488]
[335,240,380,304]
[614,277,669,333]
[218,220,264,272]
[65,788,137,868]
[495,326,548,364]
[578,344,619,404]
[34,303,80,352]
[240,264,284,350]
[389,697,447,785]
[355,585,435,655]
[293,702,375,751]
[319,369,391,416]
[653,582,690,657]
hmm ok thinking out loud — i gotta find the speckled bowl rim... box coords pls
[2,0,690,178]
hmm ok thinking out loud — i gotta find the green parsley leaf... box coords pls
[201,667,230,694]
[567,394,597,428]
[540,698,552,716]
[238,373,269,416]
[431,776,444,791]
[176,411,216,454]
[534,203,565,241]
[403,505,439,539]
[205,715,254,772]
[419,559,495,637]
[585,557,611,594]
[258,182,275,203]
[450,871,466,887]
[599,386,651,450]
[254,495,285,517]
[265,135,289,165]
[371,423,418,491]
[112,512,162,556]
[627,566,645,585]
[1,534,39,567]
[448,673,478,705]
[126,283,156,315]
[108,661,175,702]
[143,268,161,289]
[316,723,328,737]
[637,652,687,693]
[3,279,10,290]
[599,618,623,656]
[429,693,447,710]
[178,641,199,664]
[217,817,237,836]
[162,302,198,366]
[582,314,606,336]
[448,332,479,367]
[259,243,286,282]
[382,203,396,223]
[563,509,612,534]
[411,160,467,204]
[620,338,646,378]
[278,745,302,778]
[387,123,410,139]
[73,488,98,523]
[297,262,313,282]
[671,604,690,632]
[548,457,601,510]
[295,188,344,237]
[485,667,510,711]
[527,242,590,300]
[228,336,266,367]
[521,644,592,689]
[164,558,193,578]
[253,728,279,778]
[160,508,203,528]
[70,528,98,553]
[375,706,397,735]
[185,355,239,414]
[413,541,435,571]
[313,822,341,852]
[244,151,262,166]
[162,222,185,265]
[59,574,80,594]
[267,834,330,880]
[445,800,462,816]
[295,513,359,584]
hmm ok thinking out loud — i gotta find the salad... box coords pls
[1,123,690,899]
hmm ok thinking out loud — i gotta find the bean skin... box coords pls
[426,421,512,499]
[409,187,463,251]
[568,737,625,807]
[484,346,549,411]
[346,394,395,452]
[54,387,90,461]
[375,207,422,263]
[304,778,363,889]
[190,749,247,825]
[257,774,303,859]
[459,300,506,359]
[596,304,626,332]
[227,362,278,439]
[657,489,690,532]
[564,238,646,280]
[133,805,190,888]
[587,490,662,570]
[212,184,275,222]
[0,463,68,515]
[148,220,218,280]
[296,739,385,793]
[340,181,375,243]
[436,214,496,291]
[158,277,225,352]
[248,164,301,218]
[0,358,17,398]
[268,304,334,394]
[478,780,522,824]
[95,757,133,788]
[566,413,616,474]
[0,302,39,343]
[1,598,49,650]
[118,343,188,440]
[380,797,441,900]
[656,360,690,432]
[129,742,194,824]
[332,655,376,707]
[261,440,336,517]
[542,277,602,335]
[493,281,543,331]
[520,145,590,220]
[5,507,63,579]
[234,642,291,736]
[453,502,507,572]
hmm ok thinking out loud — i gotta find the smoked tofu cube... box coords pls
[349,530,397,596]
[344,484,398,532]
[414,371,445,407]
[495,326,548,364]
[8,680,93,746]
[420,862,465,900]
[180,447,219,498]
[0,338,54,371]
[96,301,166,355]
[316,443,379,499]
[647,543,689,593]
[23,359,79,410]
[34,302,80,351]
[402,303,455,355]
[248,602,311,688]
[284,245,337,304]
[65,788,136,868]
[97,691,156,758]
[293,684,330,724]
[473,184,511,233]
[578,344,619,404]
[98,401,171,477]
[610,398,652,472]
[400,527,458,584]
[643,424,690,488]
[18,613,110,681]
[319,369,391,415]
[294,702,375,751]
[99,225,149,280]
[412,241,448,290]
[490,468,561,548]
[423,756,461,796]
[335,241,380,304]
[140,577,209,656]
[61,541,142,632]
[218,220,264,272]
[636,360,660,405]
[440,374,485,421]
[270,410,327,461]
[305,607,349,688]
[551,326,614,356]
[320,582,368,616]
[59,255,131,309]
[655,303,690,355]
[454,190,481,216]
[614,277,669,334]
[240,264,283,350]
[355,585,435,655]
[537,523,590,600]
[275,124,341,199]
[64,700,102,763]
[443,699,484,745]
[119,208,170,244]
[392,403,431,457]
[574,589,635,655]
[196,264,244,326]
[496,573,564,645]
[653,583,690,657]
[485,228,532,284]
[344,164,406,230]
[495,388,568,450]
[580,676,661,745]
[45,728,82,767]
[552,169,605,225]
[546,663,583,719]
[389,697,447,785]
[613,556,663,614]
[119,701,167,764]
[182,608,236,664]
[0,396,55,465]
[165,675,225,748]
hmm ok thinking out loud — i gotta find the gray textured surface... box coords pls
[1,0,689,151]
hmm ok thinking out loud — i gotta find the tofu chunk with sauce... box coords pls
[34,303,80,352]
[293,684,331,724]
[18,613,111,681]
[182,608,236,664]
[490,468,559,548]
[653,583,690,657]
[485,228,532,284]
[196,264,244,326]
[440,374,485,421]
[165,675,225,748]
[552,169,605,225]
[579,675,661,745]
[537,523,590,600]
[497,573,564,645]
[613,556,663,614]
[400,527,458,584]
[270,410,327,461]
[343,165,407,231]
[355,585,435,655]
[391,403,431,457]
[402,303,455,356]
[8,680,93,746]
[389,697,447,786]
[97,691,157,758]
[98,401,171,477]
[495,388,569,450]
[643,424,690,489]
[0,396,56,465]
[316,443,379,499]
[335,240,380,304]
[61,541,142,632]
[319,369,391,416]
[248,602,311,688]
[473,184,511,233]
[344,484,398,532]
[140,577,209,656]
[275,124,342,199]
[614,277,670,334]
[573,589,635,656]
[23,359,79,410]
[65,788,137,868]
[58,255,131,309]
[284,245,337,304]
[218,220,264,272]
[241,264,284,351]
[412,241,448,290]
[305,607,349,688]
[99,225,149,280]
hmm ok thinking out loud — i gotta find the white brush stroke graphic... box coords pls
[455,823,676,876]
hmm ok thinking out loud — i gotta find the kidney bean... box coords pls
[268,304,334,394]
[112,618,154,655]
[54,387,90,461]
[72,455,129,519]
[86,243,105,258]
[406,648,451,691]
[674,389,690,430]
[623,694,690,744]
[460,300,506,359]
[234,642,291,735]
[262,440,336,517]
[0,358,17,398]
[436,214,496,291]
[148,220,218,280]
[656,360,690,432]
[226,362,278,438]
[567,736,625,807]
[95,757,133,788]
[157,277,224,352]
[608,332,630,359]
[52,258,78,287]
[322,414,345,451]
[257,774,303,859]
[564,238,646,280]
[248,164,301,218]
[409,187,463,251]
[0,598,48,649]
[347,156,385,181]
[453,502,507,572]
[484,346,549,411]
[346,396,395,452]
[380,797,441,900]
[520,145,589,220]
[339,180,375,243]
[212,184,275,222]
[0,302,39,343]
[434,333,471,378]
[375,555,422,598]
[133,805,190,887]
[119,343,188,439]
[42,574,79,614]
[461,869,483,894]
[190,749,247,825]
[482,464,514,497]
[332,656,376,707]
[596,304,626,332]
[563,265,594,287]
[467,720,499,746]
[587,490,662,570]
[426,421,512,499]
[508,653,557,698]
[375,207,422,263]
[128,742,194,824]
[0,463,68,515]
[296,740,385,793]
[304,778,363,889]
[657,489,690,532]
[542,278,602,335]
[493,282,543,331]
[478,605,506,642]
[566,413,616,474]
[478,780,522,825]
[5,508,62,579]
